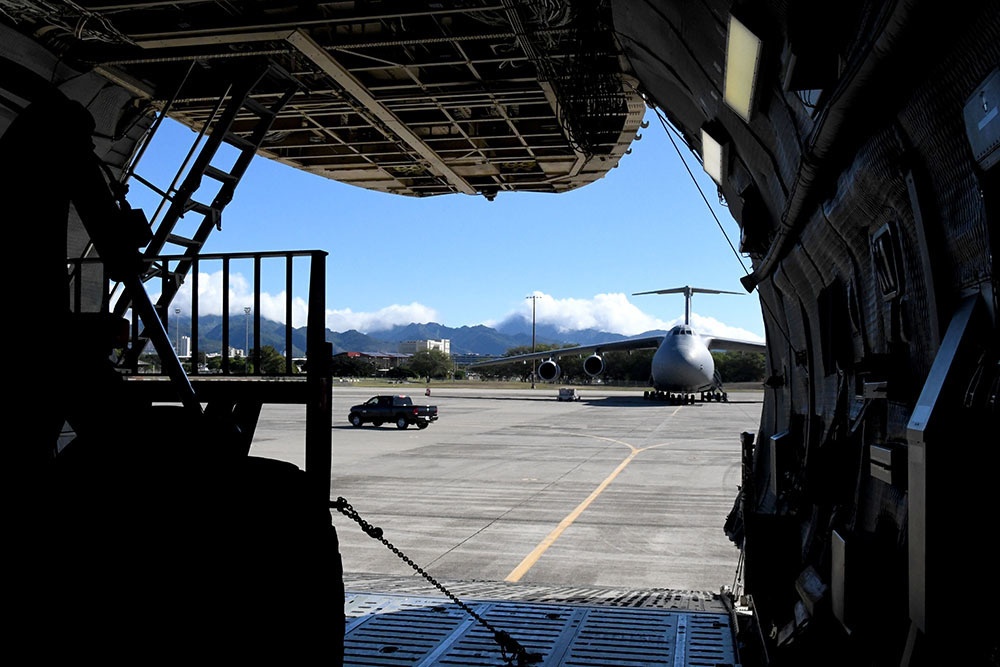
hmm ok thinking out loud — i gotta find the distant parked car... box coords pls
[348,394,438,429]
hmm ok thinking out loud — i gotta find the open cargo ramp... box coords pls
[343,574,741,666]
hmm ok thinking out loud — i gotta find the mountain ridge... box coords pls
[169,314,664,357]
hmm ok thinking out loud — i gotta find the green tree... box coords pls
[474,357,532,381]
[259,345,288,375]
[330,354,372,377]
[472,343,554,382]
[230,355,250,375]
[712,351,765,382]
[407,349,452,381]
[386,365,417,380]
[554,352,582,383]
[603,349,655,383]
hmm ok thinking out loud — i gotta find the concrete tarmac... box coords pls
[248,383,764,595]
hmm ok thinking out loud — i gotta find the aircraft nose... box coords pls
[665,343,712,386]
[680,345,700,364]
[651,339,714,390]
[676,349,707,383]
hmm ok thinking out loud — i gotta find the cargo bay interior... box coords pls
[2,2,997,665]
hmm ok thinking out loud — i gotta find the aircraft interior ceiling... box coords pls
[2,2,999,666]
[3,0,644,198]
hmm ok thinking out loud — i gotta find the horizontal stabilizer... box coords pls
[632,286,746,325]
[632,286,743,296]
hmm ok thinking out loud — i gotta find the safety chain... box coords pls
[331,497,542,666]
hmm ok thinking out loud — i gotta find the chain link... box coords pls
[332,497,541,666]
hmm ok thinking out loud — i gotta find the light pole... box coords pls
[175,307,181,354]
[526,295,539,389]
[244,306,251,374]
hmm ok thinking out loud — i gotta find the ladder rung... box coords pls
[225,133,256,153]
[204,165,239,185]
[243,98,271,118]
[185,200,213,215]
[166,233,200,249]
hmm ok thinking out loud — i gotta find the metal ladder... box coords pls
[114,60,300,370]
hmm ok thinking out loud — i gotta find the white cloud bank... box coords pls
[687,313,765,342]
[503,292,673,335]
[137,270,312,327]
[324,302,439,333]
[488,291,765,341]
[139,270,438,333]
[135,274,760,341]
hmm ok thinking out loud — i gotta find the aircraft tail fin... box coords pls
[632,286,744,325]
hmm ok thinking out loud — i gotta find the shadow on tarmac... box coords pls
[580,395,763,407]
[408,392,763,407]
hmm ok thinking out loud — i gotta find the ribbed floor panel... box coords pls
[344,575,740,666]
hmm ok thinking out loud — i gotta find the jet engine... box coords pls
[583,354,605,377]
[537,358,561,382]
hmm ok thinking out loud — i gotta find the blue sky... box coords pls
[126,108,765,342]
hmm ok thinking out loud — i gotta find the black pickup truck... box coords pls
[348,394,438,429]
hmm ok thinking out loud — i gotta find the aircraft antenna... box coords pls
[632,286,743,325]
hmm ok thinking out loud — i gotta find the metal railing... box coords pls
[69,249,329,378]
[68,248,333,506]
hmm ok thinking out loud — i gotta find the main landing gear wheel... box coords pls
[644,390,696,404]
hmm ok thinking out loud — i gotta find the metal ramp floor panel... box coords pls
[343,577,740,666]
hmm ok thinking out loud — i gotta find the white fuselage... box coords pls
[649,326,715,392]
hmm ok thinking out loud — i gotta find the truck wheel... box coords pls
[396,416,408,429]
[349,413,362,427]
[372,420,383,427]
[417,421,428,429]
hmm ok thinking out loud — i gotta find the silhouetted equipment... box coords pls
[2,3,998,665]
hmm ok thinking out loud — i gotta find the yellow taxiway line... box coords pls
[504,431,673,583]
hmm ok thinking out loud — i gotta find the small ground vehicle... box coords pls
[557,387,581,401]
[348,394,438,429]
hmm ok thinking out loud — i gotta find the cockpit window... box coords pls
[670,325,693,335]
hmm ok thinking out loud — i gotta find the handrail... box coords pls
[68,248,332,504]
[68,249,329,378]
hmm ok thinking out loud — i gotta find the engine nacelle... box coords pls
[537,358,561,382]
[583,354,605,377]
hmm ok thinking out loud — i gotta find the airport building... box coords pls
[398,339,450,356]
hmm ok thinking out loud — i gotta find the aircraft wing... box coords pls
[469,335,666,367]
[702,336,767,354]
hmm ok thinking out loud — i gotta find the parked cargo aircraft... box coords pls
[471,286,766,403]
[6,2,997,665]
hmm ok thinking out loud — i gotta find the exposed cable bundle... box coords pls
[540,0,629,155]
